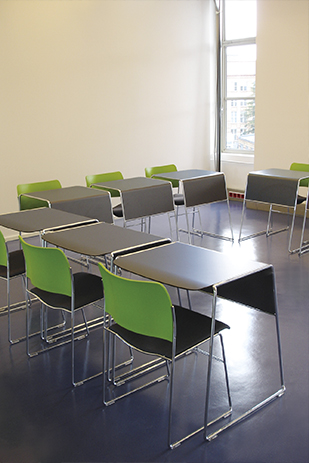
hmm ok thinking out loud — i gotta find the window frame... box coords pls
[221,2,256,156]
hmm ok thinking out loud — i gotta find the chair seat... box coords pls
[173,193,184,206]
[30,272,103,311]
[112,203,123,218]
[108,305,229,360]
[297,195,306,205]
[0,250,25,278]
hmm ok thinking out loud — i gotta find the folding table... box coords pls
[90,177,176,237]
[113,241,285,445]
[18,185,113,223]
[239,168,309,253]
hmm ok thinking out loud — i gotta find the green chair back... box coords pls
[85,171,123,198]
[290,163,309,187]
[19,237,72,297]
[17,180,62,210]
[98,263,173,342]
[145,164,179,188]
[0,231,8,268]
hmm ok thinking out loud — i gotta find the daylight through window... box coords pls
[222,0,257,153]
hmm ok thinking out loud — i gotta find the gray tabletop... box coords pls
[152,169,217,182]
[114,241,268,292]
[20,185,110,203]
[43,221,170,257]
[0,208,96,233]
[91,176,169,192]
[248,168,309,180]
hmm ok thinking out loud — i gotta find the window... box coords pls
[222,0,256,153]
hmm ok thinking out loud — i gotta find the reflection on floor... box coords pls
[0,201,308,463]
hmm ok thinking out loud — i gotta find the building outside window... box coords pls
[222,0,256,154]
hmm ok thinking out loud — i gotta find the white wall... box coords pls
[0,0,216,230]
[254,0,309,170]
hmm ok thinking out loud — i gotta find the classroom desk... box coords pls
[0,207,97,235]
[113,241,285,444]
[239,168,309,253]
[19,186,113,223]
[90,177,176,238]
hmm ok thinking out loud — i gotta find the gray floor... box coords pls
[0,200,308,463]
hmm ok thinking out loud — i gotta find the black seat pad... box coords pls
[30,272,103,311]
[109,305,229,360]
[0,250,25,278]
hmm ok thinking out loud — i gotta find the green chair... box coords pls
[20,236,104,387]
[290,163,309,204]
[98,263,230,449]
[0,231,26,343]
[145,164,184,206]
[86,172,123,217]
[17,179,62,210]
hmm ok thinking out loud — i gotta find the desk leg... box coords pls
[297,193,309,255]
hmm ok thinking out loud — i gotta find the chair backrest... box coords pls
[290,163,309,187]
[19,237,72,297]
[145,164,179,188]
[0,231,8,268]
[98,262,173,342]
[17,180,62,210]
[85,171,124,197]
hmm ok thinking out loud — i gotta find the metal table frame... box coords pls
[239,168,309,254]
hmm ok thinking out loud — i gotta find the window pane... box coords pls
[226,44,256,99]
[226,99,255,150]
[225,0,256,40]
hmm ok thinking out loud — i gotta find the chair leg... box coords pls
[219,333,232,411]
[7,276,11,343]
[168,358,175,449]
[71,308,75,386]
[81,308,90,336]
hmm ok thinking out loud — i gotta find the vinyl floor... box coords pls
[0,200,308,463]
